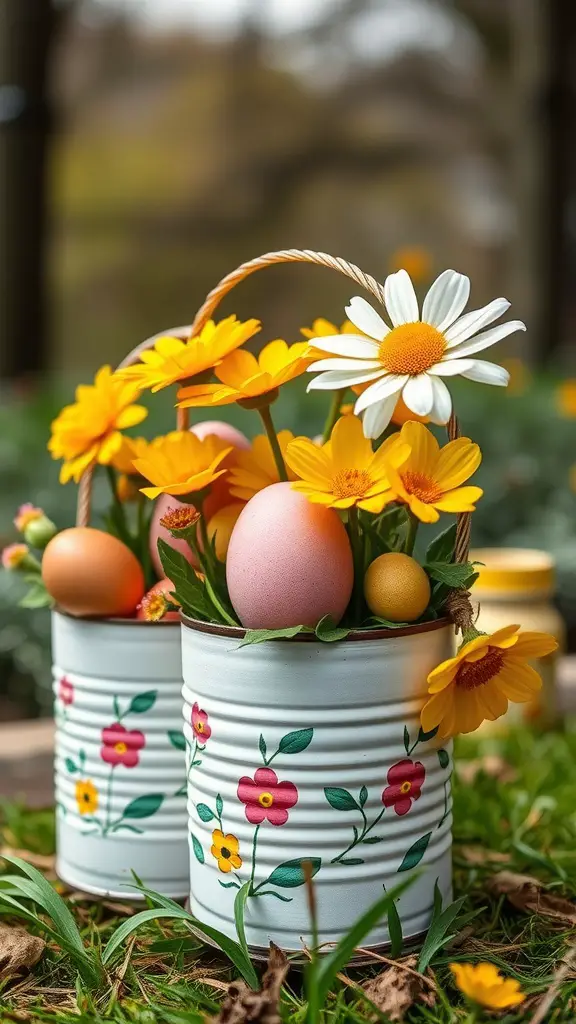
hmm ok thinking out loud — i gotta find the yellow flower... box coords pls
[48,366,147,484]
[116,316,261,393]
[228,431,297,501]
[421,625,558,739]
[450,962,525,1010]
[285,414,409,513]
[207,503,244,560]
[177,340,312,409]
[134,431,232,499]
[557,379,576,417]
[210,829,242,873]
[300,317,356,340]
[75,779,99,816]
[111,436,155,476]
[388,246,432,283]
[383,421,483,524]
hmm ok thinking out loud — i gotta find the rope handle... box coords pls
[76,248,471,566]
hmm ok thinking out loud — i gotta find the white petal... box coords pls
[307,368,384,391]
[308,333,379,359]
[307,357,381,373]
[460,360,510,387]
[362,393,398,439]
[428,358,475,376]
[384,270,419,326]
[345,296,389,341]
[448,320,526,359]
[428,375,452,424]
[354,373,408,414]
[444,298,511,347]
[402,374,434,416]
[422,270,470,330]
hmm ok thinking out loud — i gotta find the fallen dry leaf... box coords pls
[459,846,511,866]
[0,922,45,979]
[456,756,517,785]
[362,955,436,1022]
[211,942,288,1023]
[488,871,576,926]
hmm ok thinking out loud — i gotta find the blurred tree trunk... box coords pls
[0,0,58,380]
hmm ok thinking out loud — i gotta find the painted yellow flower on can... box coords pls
[210,829,242,873]
[75,779,99,816]
[450,962,525,1010]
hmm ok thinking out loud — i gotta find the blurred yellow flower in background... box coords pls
[384,421,483,524]
[48,366,147,484]
[388,246,432,283]
[228,431,297,501]
[450,962,525,1010]
[421,625,558,739]
[177,340,312,409]
[500,357,530,396]
[134,430,232,499]
[116,316,261,393]
[556,379,576,417]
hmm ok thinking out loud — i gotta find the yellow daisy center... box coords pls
[332,468,373,499]
[379,322,445,375]
[400,781,412,794]
[456,648,505,691]
[258,792,274,808]
[114,741,128,754]
[401,471,442,504]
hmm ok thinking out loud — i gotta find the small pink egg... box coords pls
[191,420,250,449]
[226,482,353,629]
[149,493,198,578]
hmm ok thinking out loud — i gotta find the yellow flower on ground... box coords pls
[134,431,232,499]
[228,431,297,501]
[210,829,242,873]
[450,962,525,1010]
[383,421,482,524]
[207,503,244,560]
[48,366,147,484]
[421,625,558,739]
[556,379,576,418]
[388,246,432,283]
[115,316,261,393]
[75,779,99,816]
[177,340,312,409]
[285,414,410,513]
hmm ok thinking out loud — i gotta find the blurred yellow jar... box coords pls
[470,549,565,730]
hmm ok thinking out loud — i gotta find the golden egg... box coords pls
[364,552,431,623]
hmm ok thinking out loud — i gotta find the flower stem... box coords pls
[248,824,261,896]
[347,505,366,624]
[322,388,347,443]
[404,510,419,556]
[258,405,288,481]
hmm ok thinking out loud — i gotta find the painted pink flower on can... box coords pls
[382,759,425,816]
[58,676,74,706]
[192,702,211,742]
[237,767,298,826]
[101,723,145,768]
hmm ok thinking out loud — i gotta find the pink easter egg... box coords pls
[191,420,250,449]
[226,482,354,629]
[149,493,199,579]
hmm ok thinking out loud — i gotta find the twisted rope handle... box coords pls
[76,248,471,567]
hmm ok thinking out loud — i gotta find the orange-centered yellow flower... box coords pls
[134,431,232,499]
[116,316,261,393]
[177,340,312,409]
[48,366,147,484]
[211,829,242,873]
[285,414,410,513]
[383,421,482,524]
[421,625,558,739]
[450,962,525,1010]
[228,431,297,501]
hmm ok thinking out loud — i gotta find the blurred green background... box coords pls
[1,0,576,719]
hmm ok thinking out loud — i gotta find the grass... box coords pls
[1,726,576,1023]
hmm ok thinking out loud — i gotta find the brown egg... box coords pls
[42,527,145,618]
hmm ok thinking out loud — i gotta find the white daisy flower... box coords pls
[306,269,526,438]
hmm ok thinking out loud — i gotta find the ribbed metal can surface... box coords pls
[181,618,454,953]
[53,611,188,899]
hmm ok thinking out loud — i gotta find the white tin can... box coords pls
[52,610,188,899]
[181,616,454,953]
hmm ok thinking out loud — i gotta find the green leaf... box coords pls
[425,561,479,590]
[417,882,470,973]
[426,523,456,564]
[158,538,212,620]
[403,726,410,754]
[78,749,86,766]
[324,787,358,812]
[438,748,450,770]
[314,615,350,642]
[19,582,53,609]
[168,729,186,751]
[122,794,164,819]
[191,833,204,864]
[418,725,439,744]
[128,690,157,714]
[233,883,251,961]
[362,836,385,845]
[265,857,321,889]
[113,695,121,720]
[238,625,305,646]
[216,793,224,819]
[359,785,368,807]
[364,616,411,628]
[196,803,215,823]
[339,857,364,866]
[397,832,432,872]
[259,734,267,762]
[65,758,78,774]
[278,728,314,755]
[386,896,403,958]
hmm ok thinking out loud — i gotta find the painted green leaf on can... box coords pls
[196,803,215,823]
[128,691,157,715]
[438,748,450,770]
[278,728,314,755]
[265,857,321,889]
[168,729,186,751]
[397,832,432,872]
[122,794,164,819]
[324,787,358,811]
[191,832,204,864]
